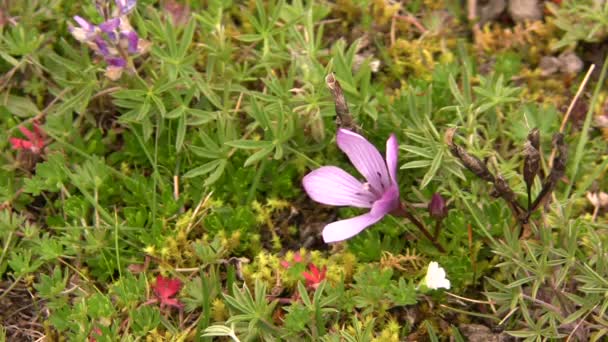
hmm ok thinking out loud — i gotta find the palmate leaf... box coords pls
[183,159,227,186]
[223,279,279,340]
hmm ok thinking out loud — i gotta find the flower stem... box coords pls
[393,204,446,253]
[433,219,442,240]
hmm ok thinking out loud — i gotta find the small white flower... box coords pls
[423,261,450,290]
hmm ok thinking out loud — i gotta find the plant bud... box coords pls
[523,140,540,188]
[428,193,448,219]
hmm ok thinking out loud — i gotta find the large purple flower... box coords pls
[303,129,400,243]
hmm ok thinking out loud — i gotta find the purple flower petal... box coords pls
[369,184,400,217]
[336,129,391,195]
[303,166,375,208]
[322,211,384,243]
[74,16,94,31]
[386,133,398,185]
[99,18,121,33]
[122,31,139,53]
[321,184,400,243]
[94,37,110,56]
[106,57,127,67]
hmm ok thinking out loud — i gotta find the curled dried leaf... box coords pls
[325,73,358,133]
[523,140,540,188]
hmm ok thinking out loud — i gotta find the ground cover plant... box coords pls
[2,0,608,340]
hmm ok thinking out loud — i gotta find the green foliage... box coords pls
[550,0,608,49]
[223,279,280,340]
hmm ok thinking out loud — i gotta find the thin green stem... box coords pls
[246,158,267,204]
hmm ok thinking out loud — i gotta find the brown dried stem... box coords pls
[445,128,526,220]
[446,129,568,230]
[523,128,541,210]
[528,133,567,215]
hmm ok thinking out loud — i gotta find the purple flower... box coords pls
[69,0,149,81]
[303,129,400,243]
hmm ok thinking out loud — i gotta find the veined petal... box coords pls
[303,166,375,208]
[336,129,391,195]
[322,211,384,243]
[386,133,398,185]
[322,186,398,243]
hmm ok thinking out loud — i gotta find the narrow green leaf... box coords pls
[176,114,186,152]
[420,149,444,188]
[225,140,272,150]
[400,160,432,169]
[244,145,273,167]
[184,159,224,178]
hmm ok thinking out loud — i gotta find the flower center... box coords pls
[362,182,383,199]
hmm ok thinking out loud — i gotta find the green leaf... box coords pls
[176,114,186,152]
[2,95,39,117]
[420,149,444,189]
[225,140,273,150]
[184,159,226,178]
[400,160,432,169]
[244,145,273,167]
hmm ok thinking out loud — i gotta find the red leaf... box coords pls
[152,275,183,309]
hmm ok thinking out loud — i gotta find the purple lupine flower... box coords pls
[69,0,148,80]
[303,128,400,243]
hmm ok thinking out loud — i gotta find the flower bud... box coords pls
[428,193,448,219]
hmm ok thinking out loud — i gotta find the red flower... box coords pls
[9,123,45,154]
[152,275,183,309]
[302,263,326,289]
[280,251,304,269]
[88,327,102,342]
